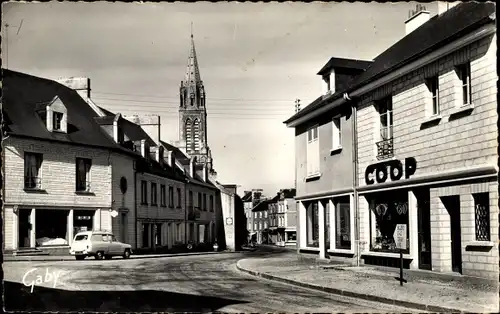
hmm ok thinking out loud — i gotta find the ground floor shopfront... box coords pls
[138,219,215,249]
[4,205,112,251]
[297,168,499,280]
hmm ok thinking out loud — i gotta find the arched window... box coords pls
[193,119,200,151]
[185,119,192,152]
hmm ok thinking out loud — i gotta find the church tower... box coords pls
[179,30,213,170]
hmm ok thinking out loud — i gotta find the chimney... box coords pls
[189,156,196,178]
[165,150,176,168]
[437,1,460,15]
[156,146,164,165]
[140,139,148,158]
[405,3,430,35]
[202,163,208,182]
[112,113,122,143]
[56,77,91,99]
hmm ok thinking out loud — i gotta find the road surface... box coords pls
[4,247,415,312]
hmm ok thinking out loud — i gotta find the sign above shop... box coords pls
[365,157,417,185]
[110,210,119,218]
[394,224,407,250]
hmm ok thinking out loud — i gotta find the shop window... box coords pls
[141,181,148,205]
[287,232,297,241]
[176,223,181,242]
[369,192,409,254]
[35,209,69,246]
[169,186,174,208]
[151,183,158,206]
[142,224,149,248]
[160,185,166,207]
[73,210,94,235]
[306,202,319,247]
[473,193,490,241]
[24,152,43,189]
[335,200,351,250]
[155,223,162,246]
[324,200,330,249]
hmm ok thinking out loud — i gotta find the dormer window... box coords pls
[53,112,64,131]
[322,71,335,95]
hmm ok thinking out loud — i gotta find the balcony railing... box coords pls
[376,138,394,160]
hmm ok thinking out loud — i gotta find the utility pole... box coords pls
[295,99,301,113]
[3,19,23,69]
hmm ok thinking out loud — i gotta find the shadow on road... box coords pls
[4,281,249,312]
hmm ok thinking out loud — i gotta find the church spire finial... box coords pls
[190,22,193,39]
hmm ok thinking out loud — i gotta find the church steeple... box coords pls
[179,26,212,171]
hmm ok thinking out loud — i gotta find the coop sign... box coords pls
[365,157,417,185]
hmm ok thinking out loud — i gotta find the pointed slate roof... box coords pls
[184,33,202,90]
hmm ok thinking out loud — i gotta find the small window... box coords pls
[177,188,182,208]
[24,152,43,189]
[76,158,92,192]
[53,112,63,131]
[457,63,472,106]
[474,193,490,241]
[332,117,341,148]
[203,193,207,211]
[209,195,214,212]
[160,185,166,206]
[426,76,440,116]
[377,97,393,140]
[151,183,158,206]
[169,186,174,208]
[141,181,148,205]
[197,192,202,209]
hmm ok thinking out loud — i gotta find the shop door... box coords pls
[417,193,432,270]
[18,209,32,248]
[443,196,462,274]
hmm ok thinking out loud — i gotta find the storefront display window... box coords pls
[306,202,319,247]
[369,191,409,254]
[35,209,69,246]
[335,199,351,250]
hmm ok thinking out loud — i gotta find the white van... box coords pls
[69,230,132,260]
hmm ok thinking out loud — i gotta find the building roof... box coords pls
[251,199,270,212]
[2,69,130,152]
[317,57,373,76]
[280,188,297,199]
[241,191,253,202]
[284,2,496,126]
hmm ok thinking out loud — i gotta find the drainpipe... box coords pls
[345,92,361,267]
[134,159,138,250]
[184,179,189,244]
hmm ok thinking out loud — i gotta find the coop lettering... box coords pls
[22,268,63,293]
[365,157,417,185]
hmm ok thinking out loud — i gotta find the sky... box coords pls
[3,1,438,197]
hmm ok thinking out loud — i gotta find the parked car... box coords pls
[69,231,132,260]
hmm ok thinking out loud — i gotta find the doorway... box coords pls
[416,190,432,270]
[18,209,32,248]
[442,196,462,274]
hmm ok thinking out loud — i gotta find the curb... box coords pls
[236,260,467,313]
[3,251,238,262]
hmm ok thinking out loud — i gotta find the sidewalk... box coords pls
[237,256,499,313]
[3,250,236,262]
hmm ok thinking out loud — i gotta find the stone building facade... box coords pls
[284,2,498,280]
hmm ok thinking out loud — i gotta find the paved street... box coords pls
[4,247,415,312]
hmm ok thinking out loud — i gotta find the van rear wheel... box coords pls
[95,251,104,260]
